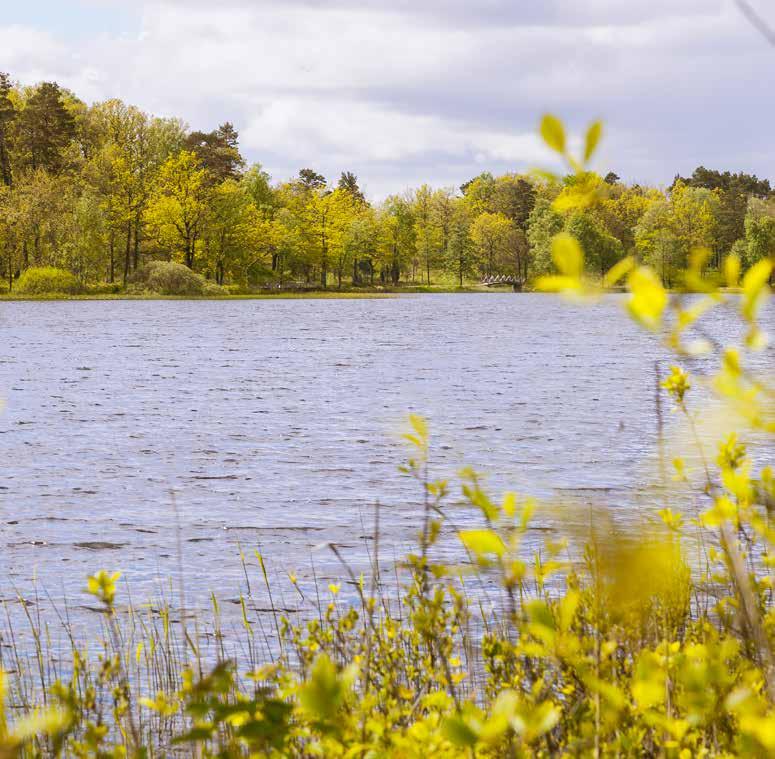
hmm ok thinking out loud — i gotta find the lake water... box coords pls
[1,294,772,634]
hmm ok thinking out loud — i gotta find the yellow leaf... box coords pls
[741,258,772,322]
[603,256,634,288]
[626,266,667,330]
[540,114,566,154]
[408,413,428,440]
[689,246,711,272]
[583,120,603,163]
[459,529,506,558]
[501,491,517,518]
[551,233,584,278]
[535,275,582,293]
[724,253,741,288]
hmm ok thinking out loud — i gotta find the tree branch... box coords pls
[735,0,775,47]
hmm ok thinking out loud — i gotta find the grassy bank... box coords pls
[0,283,507,301]
[0,290,399,301]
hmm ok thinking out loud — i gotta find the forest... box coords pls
[0,72,774,295]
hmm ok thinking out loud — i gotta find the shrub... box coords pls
[129,260,206,296]
[15,266,81,295]
[85,282,122,295]
[202,280,228,296]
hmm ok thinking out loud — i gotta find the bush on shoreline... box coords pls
[128,261,209,296]
[14,266,81,296]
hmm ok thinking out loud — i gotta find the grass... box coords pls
[0,273,516,301]
[0,287,519,301]
[0,291,397,301]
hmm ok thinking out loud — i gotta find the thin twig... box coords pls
[736,0,775,47]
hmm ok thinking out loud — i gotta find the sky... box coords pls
[1,0,774,198]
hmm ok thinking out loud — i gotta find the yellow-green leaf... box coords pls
[409,413,428,440]
[603,256,634,288]
[459,529,506,558]
[725,254,741,288]
[551,233,584,278]
[626,266,667,330]
[540,114,566,154]
[443,716,479,747]
[583,120,603,163]
[741,258,772,322]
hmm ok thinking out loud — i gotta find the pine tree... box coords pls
[337,171,366,205]
[18,82,76,173]
[184,122,245,183]
[0,72,15,187]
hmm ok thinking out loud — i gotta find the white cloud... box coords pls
[239,96,552,184]
[1,0,775,196]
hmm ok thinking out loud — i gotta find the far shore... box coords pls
[0,285,521,301]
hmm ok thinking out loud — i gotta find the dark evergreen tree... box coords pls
[298,168,326,190]
[491,176,536,231]
[337,171,366,204]
[184,122,245,183]
[0,72,15,187]
[673,167,773,254]
[17,81,76,173]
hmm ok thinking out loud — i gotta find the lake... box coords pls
[1,294,772,633]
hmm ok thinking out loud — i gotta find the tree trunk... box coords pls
[185,239,194,269]
[0,139,12,188]
[321,234,328,289]
[133,215,141,271]
[6,242,13,290]
[109,234,115,284]
[123,221,132,285]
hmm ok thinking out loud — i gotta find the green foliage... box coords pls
[15,266,80,295]
[1,73,770,294]
[674,166,771,256]
[527,198,564,276]
[565,211,623,278]
[737,197,775,269]
[129,260,208,296]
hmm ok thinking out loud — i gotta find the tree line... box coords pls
[0,72,773,292]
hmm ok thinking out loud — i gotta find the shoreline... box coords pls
[0,286,515,301]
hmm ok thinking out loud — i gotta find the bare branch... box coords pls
[736,0,775,47]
